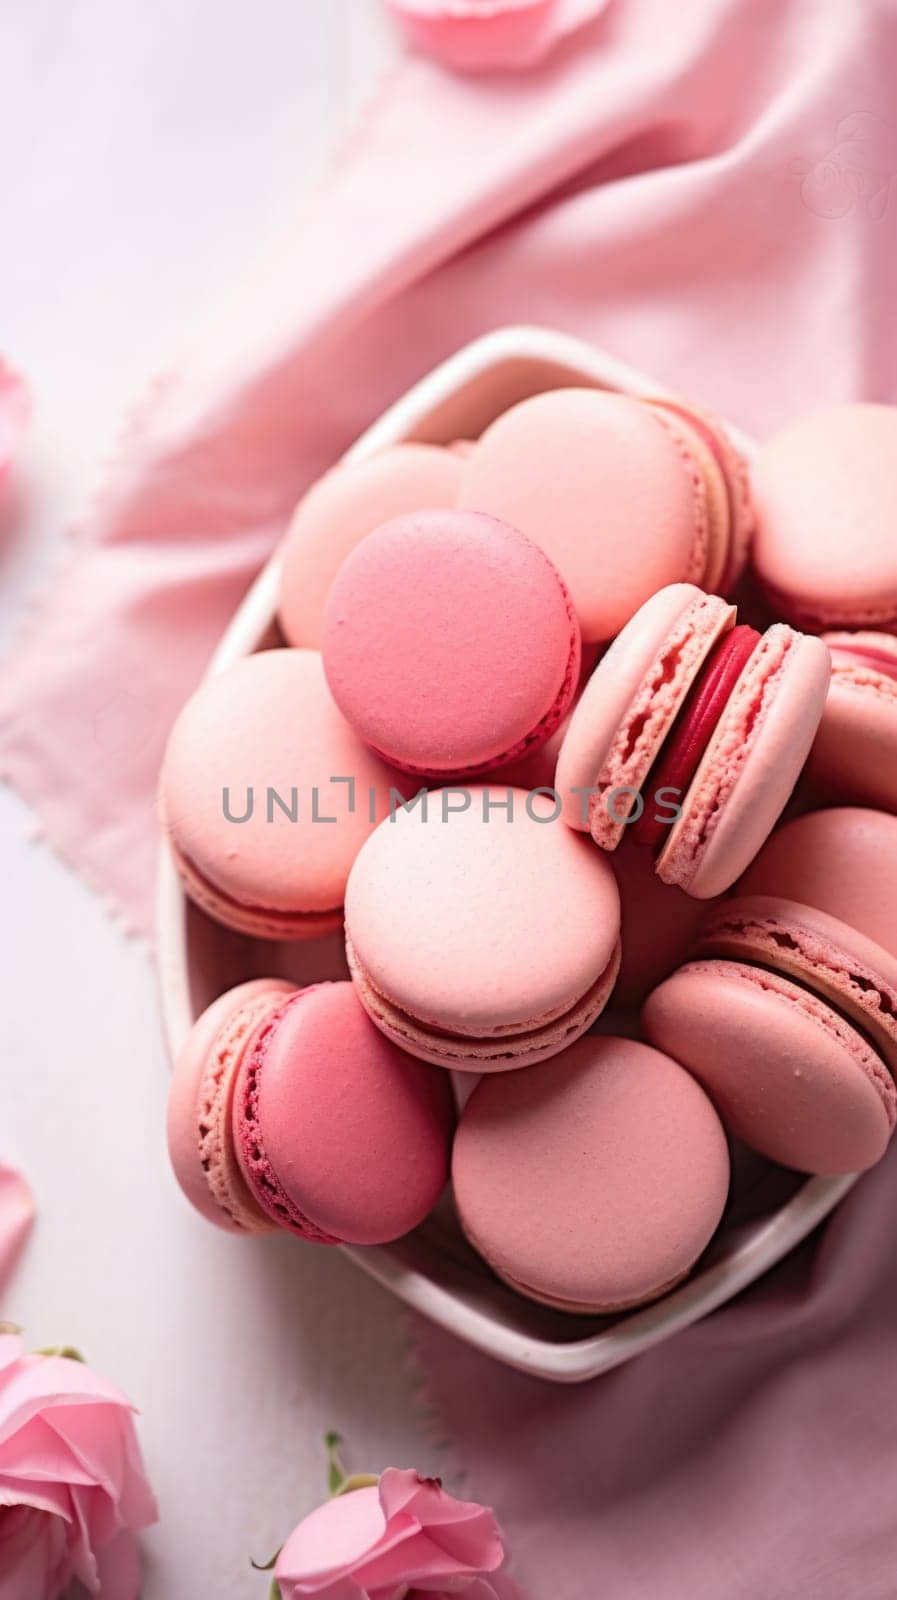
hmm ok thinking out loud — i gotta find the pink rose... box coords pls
[384,0,610,73]
[0,1334,158,1600]
[0,1165,34,1293]
[273,1468,523,1598]
[0,361,29,486]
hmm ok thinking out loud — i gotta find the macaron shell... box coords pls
[647,404,730,596]
[807,632,897,811]
[453,1035,730,1313]
[751,405,897,631]
[700,896,897,1081]
[344,788,621,1062]
[459,389,708,642]
[347,928,621,1071]
[739,807,897,958]
[159,650,402,938]
[554,584,734,844]
[278,443,463,648]
[657,626,831,897]
[235,983,455,1245]
[643,959,895,1174]
[166,978,294,1232]
[648,396,754,593]
[321,510,580,775]
[162,839,345,943]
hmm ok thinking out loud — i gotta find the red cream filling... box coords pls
[631,624,761,853]
[831,643,897,684]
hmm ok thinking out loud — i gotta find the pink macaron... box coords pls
[452,1034,730,1314]
[805,631,897,811]
[554,583,831,897]
[321,509,580,778]
[738,806,897,959]
[278,442,463,649]
[459,388,749,642]
[643,896,897,1174]
[751,404,897,632]
[345,787,621,1071]
[167,979,455,1244]
[158,649,401,940]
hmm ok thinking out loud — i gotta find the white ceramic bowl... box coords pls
[156,325,856,1383]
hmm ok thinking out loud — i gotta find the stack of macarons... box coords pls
[160,375,897,1321]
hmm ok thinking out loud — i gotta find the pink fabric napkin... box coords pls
[2,0,896,1592]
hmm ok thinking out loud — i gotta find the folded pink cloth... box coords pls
[1,1,896,1593]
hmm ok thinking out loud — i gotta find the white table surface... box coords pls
[1,6,440,1595]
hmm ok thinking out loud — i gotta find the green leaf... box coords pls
[0,1322,22,1337]
[36,1345,85,1362]
[325,1431,346,1496]
[268,1581,281,1600]
[335,1474,380,1497]
[251,1548,280,1572]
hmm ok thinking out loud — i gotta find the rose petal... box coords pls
[275,1470,514,1599]
[385,0,609,72]
[0,1167,34,1297]
[0,364,30,485]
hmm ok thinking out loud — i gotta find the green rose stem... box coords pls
[255,1434,380,1599]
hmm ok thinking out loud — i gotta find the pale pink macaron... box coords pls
[278,443,463,648]
[645,395,754,593]
[345,787,621,1071]
[453,1035,730,1314]
[459,388,747,642]
[739,806,897,959]
[168,979,455,1244]
[554,583,831,897]
[643,895,897,1174]
[321,510,580,777]
[751,404,897,632]
[158,649,401,940]
[805,631,897,811]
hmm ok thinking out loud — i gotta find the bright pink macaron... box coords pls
[751,404,897,632]
[554,583,831,897]
[805,631,897,812]
[459,388,749,642]
[643,896,897,1174]
[739,806,897,959]
[158,649,401,940]
[167,979,455,1243]
[453,1035,730,1314]
[278,442,463,648]
[345,787,621,1071]
[321,509,580,778]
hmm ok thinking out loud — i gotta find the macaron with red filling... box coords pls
[643,896,897,1174]
[554,583,831,898]
[167,979,455,1243]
